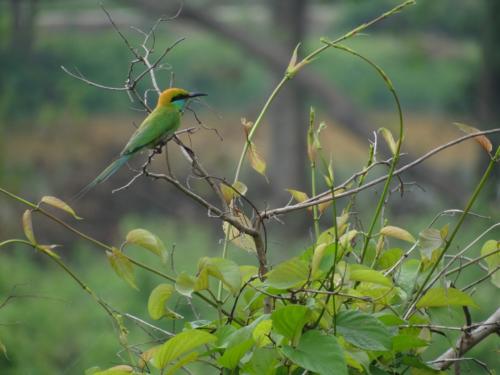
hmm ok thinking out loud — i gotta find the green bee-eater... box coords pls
[77,87,206,198]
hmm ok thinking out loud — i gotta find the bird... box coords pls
[76,87,206,198]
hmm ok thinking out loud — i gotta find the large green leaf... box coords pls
[147,284,182,320]
[377,248,404,270]
[397,259,421,294]
[480,240,500,288]
[243,347,278,375]
[153,329,216,369]
[416,287,479,309]
[336,310,392,351]
[265,257,309,289]
[125,228,167,263]
[392,335,428,352]
[271,305,309,343]
[106,248,138,290]
[281,330,347,375]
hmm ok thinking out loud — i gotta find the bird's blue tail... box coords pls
[75,154,131,200]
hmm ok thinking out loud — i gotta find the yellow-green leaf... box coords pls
[220,183,235,203]
[40,196,82,220]
[311,243,327,277]
[165,351,198,375]
[378,127,398,155]
[349,266,392,287]
[0,337,7,359]
[148,284,181,320]
[125,229,167,263]
[198,257,242,294]
[106,248,138,290]
[416,287,479,309]
[37,244,61,259]
[454,122,493,154]
[252,319,272,347]
[153,330,216,369]
[248,143,267,178]
[286,189,309,203]
[175,272,196,297]
[380,226,416,243]
[287,43,301,72]
[480,240,500,288]
[22,210,36,244]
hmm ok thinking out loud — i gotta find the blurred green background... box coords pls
[0,0,498,374]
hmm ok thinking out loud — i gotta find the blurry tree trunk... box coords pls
[268,0,308,199]
[9,0,38,53]
[478,0,500,201]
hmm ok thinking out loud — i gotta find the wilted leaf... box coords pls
[287,43,301,72]
[281,330,347,375]
[106,248,138,290]
[454,122,493,154]
[220,181,248,204]
[480,240,500,288]
[148,284,182,320]
[37,244,61,259]
[416,287,479,309]
[286,189,309,203]
[378,127,398,155]
[380,226,416,243]
[248,143,267,178]
[311,243,327,277]
[22,210,36,244]
[336,310,392,351]
[125,228,167,263]
[419,229,444,262]
[222,211,256,253]
[40,196,82,220]
[265,257,309,289]
[153,330,216,369]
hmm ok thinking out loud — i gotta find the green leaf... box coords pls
[380,226,416,243]
[480,240,500,288]
[265,257,309,289]
[378,127,398,155]
[377,248,404,270]
[392,335,428,352]
[198,257,241,294]
[106,248,138,290]
[397,259,421,294]
[419,229,444,262]
[311,243,328,277]
[244,347,278,375]
[40,195,83,220]
[336,310,392,351]
[165,352,198,375]
[22,210,36,244]
[153,330,216,369]
[349,266,393,287]
[271,305,309,343]
[125,229,167,263]
[91,365,135,375]
[416,287,479,309]
[282,330,347,375]
[218,339,254,369]
[220,181,248,203]
[148,284,182,320]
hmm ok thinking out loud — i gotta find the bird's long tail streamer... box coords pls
[74,154,131,200]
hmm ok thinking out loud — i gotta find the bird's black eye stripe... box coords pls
[172,93,189,102]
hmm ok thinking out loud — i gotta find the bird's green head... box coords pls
[157,87,207,109]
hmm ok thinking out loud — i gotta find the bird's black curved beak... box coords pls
[188,92,207,98]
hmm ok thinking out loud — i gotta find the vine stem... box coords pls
[404,146,500,319]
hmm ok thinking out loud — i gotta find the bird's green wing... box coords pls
[121,106,181,155]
